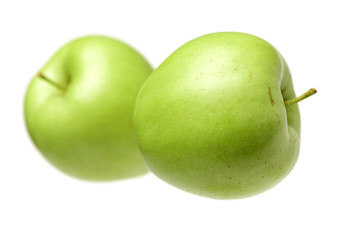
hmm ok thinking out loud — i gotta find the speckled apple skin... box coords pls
[25,36,152,181]
[134,32,300,199]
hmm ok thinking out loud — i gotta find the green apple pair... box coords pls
[24,32,316,199]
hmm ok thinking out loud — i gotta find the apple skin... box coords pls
[25,36,153,181]
[134,32,300,199]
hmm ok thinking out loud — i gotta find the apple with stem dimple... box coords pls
[134,32,317,199]
[25,36,153,181]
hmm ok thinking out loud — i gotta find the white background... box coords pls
[1,0,342,239]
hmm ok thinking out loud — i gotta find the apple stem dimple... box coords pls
[37,72,67,91]
[284,88,317,106]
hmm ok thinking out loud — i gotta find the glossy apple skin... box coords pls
[25,36,152,181]
[134,32,300,199]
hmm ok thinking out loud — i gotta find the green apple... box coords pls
[134,32,316,199]
[25,36,152,181]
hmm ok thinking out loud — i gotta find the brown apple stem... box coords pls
[37,72,66,91]
[284,88,317,106]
